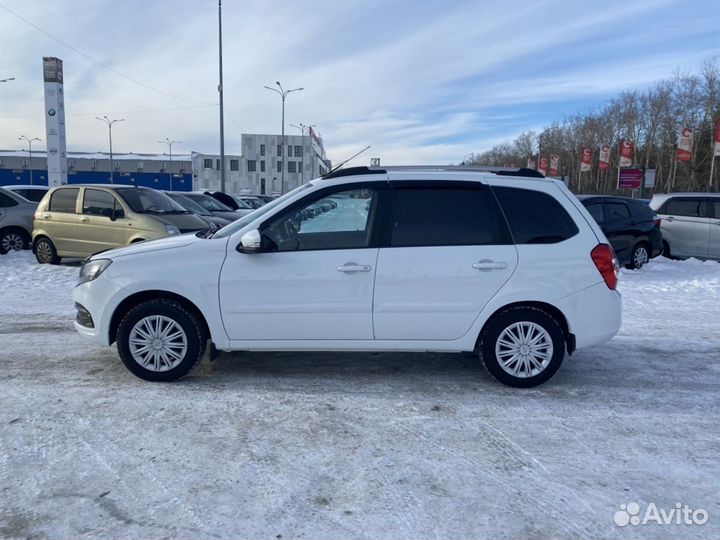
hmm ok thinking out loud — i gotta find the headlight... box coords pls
[78,259,112,285]
[165,224,180,235]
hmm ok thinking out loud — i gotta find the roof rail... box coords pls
[322,166,387,179]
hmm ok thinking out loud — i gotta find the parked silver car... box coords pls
[650,193,720,260]
[0,187,35,253]
[3,185,50,204]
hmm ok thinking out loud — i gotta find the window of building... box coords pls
[277,161,282,173]
[247,160,257,172]
[294,145,303,157]
[230,159,239,171]
[49,188,79,213]
[261,178,266,195]
[493,186,579,244]
[216,159,221,170]
[288,145,293,157]
[288,161,296,173]
[277,145,282,157]
[203,158,212,169]
[260,160,266,172]
[260,144,266,156]
[262,188,378,252]
[390,187,505,247]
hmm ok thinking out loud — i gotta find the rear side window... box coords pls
[14,189,46,203]
[606,202,631,221]
[663,198,709,218]
[390,186,508,247]
[49,188,79,213]
[0,191,19,207]
[493,186,579,244]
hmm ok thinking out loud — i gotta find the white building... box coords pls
[192,130,331,195]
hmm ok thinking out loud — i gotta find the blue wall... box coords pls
[0,169,193,191]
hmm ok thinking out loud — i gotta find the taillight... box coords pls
[654,216,662,228]
[591,243,619,290]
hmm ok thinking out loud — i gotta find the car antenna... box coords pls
[326,145,371,176]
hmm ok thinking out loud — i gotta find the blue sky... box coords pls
[1,0,719,165]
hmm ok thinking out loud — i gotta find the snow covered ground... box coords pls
[1,250,719,539]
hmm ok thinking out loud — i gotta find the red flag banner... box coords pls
[714,118,720,157]
[599,144,610,171]
[538,156,548,176]
[550,155,560,176]
[619,139,634,167]
[580,147,593,172]
[675,127,693,162]
[527,158,536,169]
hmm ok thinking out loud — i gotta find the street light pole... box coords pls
[18,135,41,185]
[218,0,226,193]
[264,82,303,194]
[95,116,125,184]
[159,138,181,190]
[290,122,315,184]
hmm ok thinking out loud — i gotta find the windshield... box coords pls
[167,193,211,216]
[184,193,234,212]
[230,195,252,209]
[213,184,313,238]
[116,188,188,214]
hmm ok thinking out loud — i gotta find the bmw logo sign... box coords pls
[47,108,56,116]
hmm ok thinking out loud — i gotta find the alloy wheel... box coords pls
[495,321,554,378]
[633,246,649,268]
[1,232,24,252]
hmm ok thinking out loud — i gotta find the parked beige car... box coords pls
[32,185,208,264]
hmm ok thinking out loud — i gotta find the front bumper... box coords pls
[73,275,126,347]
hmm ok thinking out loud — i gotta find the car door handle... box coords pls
[42,213,51,220]
[336,263,372,273]
[472,260,508,271]
[80,217,89,223]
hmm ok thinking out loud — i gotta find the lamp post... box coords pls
[18,135,41,185]
[290,122,315,184]
[95,116,125,184]
[218,0,226,193]
[264,81,303,194]
[461,152,474,166]
[159,138,181,190]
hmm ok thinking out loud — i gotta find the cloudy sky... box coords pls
[1,0,719,165]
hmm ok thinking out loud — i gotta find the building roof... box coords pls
[0,150,192,161]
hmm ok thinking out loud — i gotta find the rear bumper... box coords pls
[556,281,622,350]
[649,229,663,258]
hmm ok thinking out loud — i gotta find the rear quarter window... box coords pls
[0,191,19,207]
[493,186,579,244]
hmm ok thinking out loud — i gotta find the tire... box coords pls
[116,299,207,382]
[662,240,674,259]
[34,237,60,264]
[479,306,566,388]
[627,243,649,270]
[0,228,29,254]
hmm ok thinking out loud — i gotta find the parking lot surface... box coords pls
[1,252,719,539]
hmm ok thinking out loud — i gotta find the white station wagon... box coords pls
[73,166,622,387]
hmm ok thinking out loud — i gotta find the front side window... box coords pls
[390,186,503,247]
[83,189,123,218]
[261,188,378,252]
[585,202,604,223]
[663,198,708,218]
[606,202,630,221]
[493,186,578,244]
[49,188,79,213]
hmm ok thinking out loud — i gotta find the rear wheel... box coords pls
[627,243,649,269]
[35,237,60,264]
[116,299,206,382]
[0,228,29,254]
[479,307,566,388]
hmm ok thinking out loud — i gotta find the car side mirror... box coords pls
[237,229,262,253]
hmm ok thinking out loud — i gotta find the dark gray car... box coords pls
[0,187,35,253]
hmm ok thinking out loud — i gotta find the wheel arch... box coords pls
[475,301,574,355]
[109,290,211,346]
[0,225,31,243]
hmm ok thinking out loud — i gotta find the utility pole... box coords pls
[18,135,41,185]
[95,116,124,184]
[264,82,303,193]
[159,138,181,190]
[218,0,226,192]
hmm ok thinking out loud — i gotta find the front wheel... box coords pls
[479,307,566,388]
[116,299,207,382]
[627,243,649,269]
